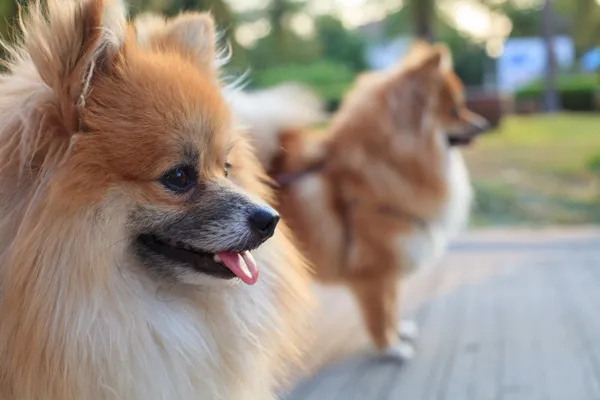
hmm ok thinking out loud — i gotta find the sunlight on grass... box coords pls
[464,113,600,226]
[469,113,600,173]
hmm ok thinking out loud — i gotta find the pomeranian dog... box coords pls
[0,0,311,398]
[232,42,489,359]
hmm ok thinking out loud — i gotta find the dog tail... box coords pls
[224,83,327,169]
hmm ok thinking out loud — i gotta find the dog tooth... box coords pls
[213,254,221,263]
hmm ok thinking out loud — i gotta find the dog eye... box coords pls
[224,162,232,178]
[161,166,196,193]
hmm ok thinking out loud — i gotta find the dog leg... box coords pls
[398,319,420,342]
[350,276,414,360]
[384,339,416,360]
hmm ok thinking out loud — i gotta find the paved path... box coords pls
[281,228,600,400]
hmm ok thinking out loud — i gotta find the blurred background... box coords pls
[0,1,598,398]
[1,0,598,228]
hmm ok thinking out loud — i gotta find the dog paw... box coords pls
[398,319,419,342]
[383,340,415,361]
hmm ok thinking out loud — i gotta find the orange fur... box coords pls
[0,1,311,398]
[245,43,488,357]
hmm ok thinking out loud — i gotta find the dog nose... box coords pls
[249,207,280,239]
[471,118,491,135]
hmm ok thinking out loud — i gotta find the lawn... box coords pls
[463,113,600,226]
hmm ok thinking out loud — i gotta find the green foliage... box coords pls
[0,0,18,64]
[471,182,526,226]
[247,14,365,110]
[467,114,600,226]
[497,2,542,37]
[237,0,310,68]
[383,7,412,39]
[314,16,366,72]
[587,152,600,175]
[248,32,321,71]
[265,0,307,36]
[383,1,435,40]
[0,0,17,35]
[383,4,492,87]
[515,74,600,111]
[554,0,600,56]
[516,74,599,95]
[252,60,354,110]
[441,29,489,87]
[246,14,365,85]
[486,0,571,38]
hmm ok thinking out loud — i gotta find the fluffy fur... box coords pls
[0,1,311,399]
[222,83,327,169]
[231,42,489,358]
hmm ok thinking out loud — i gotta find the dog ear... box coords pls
[401,39,434,67]
[134,12,219,74]
[386,48,444,135]
[432,43,453,72]
[24,0,127,133]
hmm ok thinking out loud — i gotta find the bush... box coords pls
[252,61,355,111]
[315,16,366,73]
[515,74,599,111]
[587,152,600,175]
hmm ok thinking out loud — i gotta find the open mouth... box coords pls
[447,121,492,147]
[447,135,473,146]
[137,234,259,285]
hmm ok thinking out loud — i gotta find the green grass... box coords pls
[464,113,600,226]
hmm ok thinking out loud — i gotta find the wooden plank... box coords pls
[282,228,600,400]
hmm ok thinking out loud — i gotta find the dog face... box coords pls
[8,1,279,287]
[90,16,279,286]
[320,48,451,220]
[399,41,491,147]
[437,68,490,146]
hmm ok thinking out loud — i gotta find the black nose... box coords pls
[249,207,280,239]
[472,119,491,135]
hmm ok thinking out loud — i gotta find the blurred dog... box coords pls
[232,42,489,358]
[0,1,311,398]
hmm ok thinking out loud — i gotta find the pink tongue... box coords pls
[216,251,259,285]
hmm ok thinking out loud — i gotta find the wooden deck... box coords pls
[281,227,600,400]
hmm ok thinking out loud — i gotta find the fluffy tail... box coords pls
[224,83,327,169]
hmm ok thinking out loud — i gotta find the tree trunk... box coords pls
[413,0,434,42]
[541,0,560,112]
